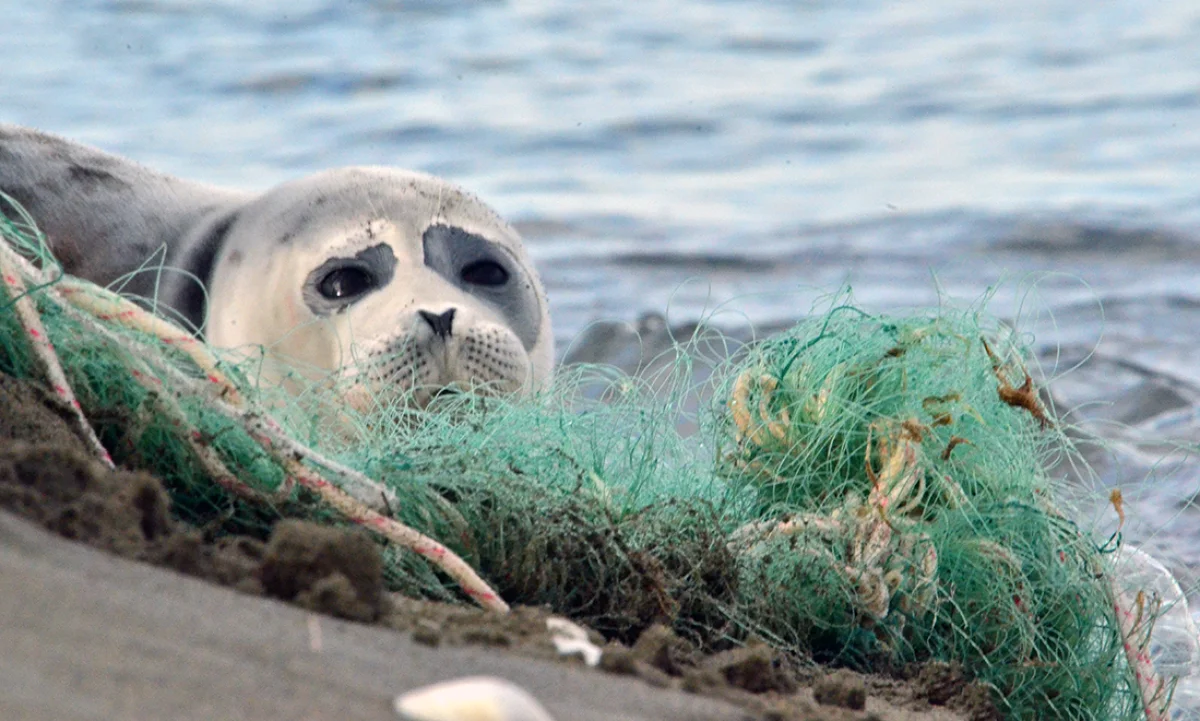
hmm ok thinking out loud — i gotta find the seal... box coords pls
[0,124,554,406]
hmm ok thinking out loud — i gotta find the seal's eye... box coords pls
[318,267,375,300]
[461,260,508,287]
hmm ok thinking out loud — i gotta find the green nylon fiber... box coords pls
[0,207,1144,720]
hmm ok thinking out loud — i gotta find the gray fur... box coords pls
[0,123,249,330]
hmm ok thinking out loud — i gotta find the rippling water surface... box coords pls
[5,1,1200,594]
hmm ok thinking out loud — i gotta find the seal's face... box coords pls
[204,168,553,407]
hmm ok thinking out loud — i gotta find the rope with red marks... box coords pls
[0,236,507,612]
[56,278,245,407]
[0,242,113,467]
[1109,490,1173,720]
[1113,589,1170,721]
[276,454,508,611]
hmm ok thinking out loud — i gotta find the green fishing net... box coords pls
[0,199,1154,720]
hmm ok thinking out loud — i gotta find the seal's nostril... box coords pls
[419,308,456,339]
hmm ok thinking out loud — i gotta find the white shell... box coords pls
[394,676,557,721]
[545,617,602,667]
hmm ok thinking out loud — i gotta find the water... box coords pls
[7,1,1200,340]
[5,0,1200,655]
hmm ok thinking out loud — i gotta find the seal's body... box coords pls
[0,124,553,405]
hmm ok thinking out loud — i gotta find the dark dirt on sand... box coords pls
[0,369,997,721]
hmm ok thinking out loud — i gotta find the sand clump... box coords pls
[261,519,385,622]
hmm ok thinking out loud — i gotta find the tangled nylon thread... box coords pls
[716,310,1173,720]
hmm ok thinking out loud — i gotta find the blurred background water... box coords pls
[4,0,1200,616]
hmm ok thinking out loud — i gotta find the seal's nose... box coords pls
[419,308,456,339]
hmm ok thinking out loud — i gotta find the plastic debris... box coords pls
[1112,545,1200,720]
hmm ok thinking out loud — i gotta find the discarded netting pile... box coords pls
[0,199,1167,720]
[712,307,1148,720]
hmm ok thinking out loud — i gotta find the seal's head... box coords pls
[204,168,553,406]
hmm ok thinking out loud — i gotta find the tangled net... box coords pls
[714,305,1154,719]
[0,195,1181,720]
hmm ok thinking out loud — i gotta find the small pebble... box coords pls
[813,670,866,710]
[412,619,442,648]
